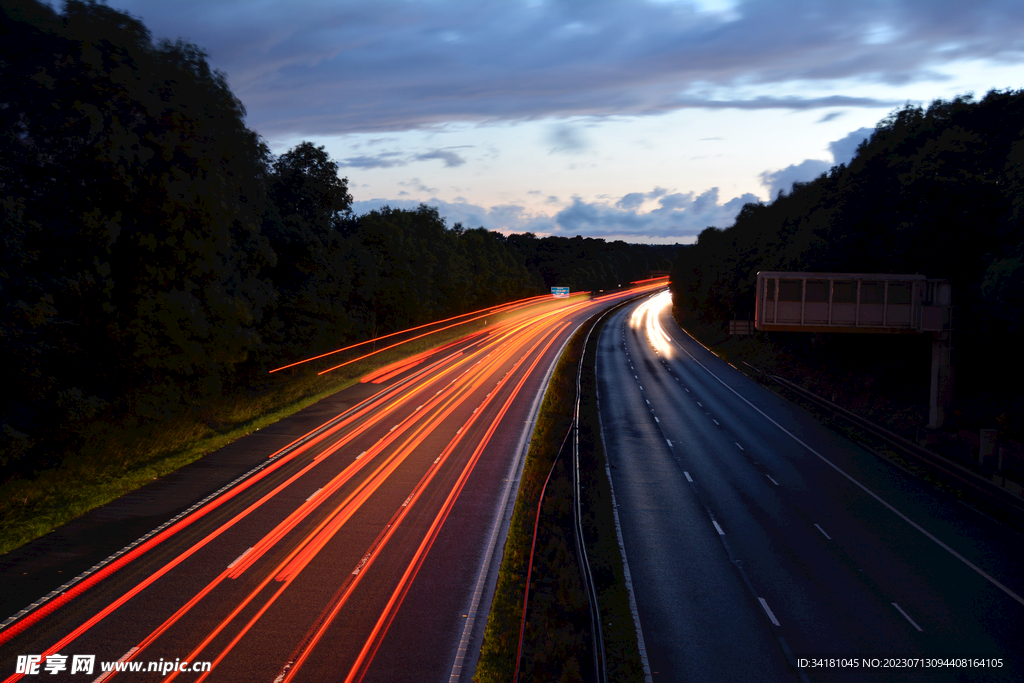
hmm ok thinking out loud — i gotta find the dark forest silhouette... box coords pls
[0,0,677,478]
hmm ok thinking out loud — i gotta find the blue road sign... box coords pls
[551,287,569,298]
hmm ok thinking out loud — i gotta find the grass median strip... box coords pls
[476,310,644,682]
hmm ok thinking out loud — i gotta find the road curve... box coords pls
[598,291,1024,683]
[0,284,662,683]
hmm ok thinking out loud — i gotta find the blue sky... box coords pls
[102,0,1024,242]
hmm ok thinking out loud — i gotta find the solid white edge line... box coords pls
[758,598,781,626]
[448,318,577,682]
[891,602,924,632]
[667,322,1024,609]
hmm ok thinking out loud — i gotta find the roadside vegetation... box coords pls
[476,306,644,683]
[1,1,677,554]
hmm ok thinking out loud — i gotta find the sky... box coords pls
[98,0,1024,243]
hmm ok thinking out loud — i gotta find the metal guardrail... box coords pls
[572,305,621,683]
[764,371,1024,522]
[514,297,642,683]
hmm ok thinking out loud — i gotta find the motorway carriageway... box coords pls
[0,283,663,683]
[599,291,1024,682]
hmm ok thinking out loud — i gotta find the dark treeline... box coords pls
[671,90,1024,432]
[0,0,675,477]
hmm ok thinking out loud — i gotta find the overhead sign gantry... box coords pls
[754,271,953,429]
[755,272,950,334]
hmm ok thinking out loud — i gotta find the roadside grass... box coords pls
[475,326,584,683]
[476,306,643,682]
[0,315,508,557]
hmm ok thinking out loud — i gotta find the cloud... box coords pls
[351,186,760,242]
[759,160,832,199]
[338,152,405,169]
[828,127,875,165]
[617,193,647,210]
[413,149,468,167]
[553,188,759,240]
[547,123,588,154]
[107,0,1024,136]
[817,111,845,123]
[759,126,876,198]
[337,148,469,169]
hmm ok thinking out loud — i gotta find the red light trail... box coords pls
[1,282,667,683]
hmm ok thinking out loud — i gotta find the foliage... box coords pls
[0,0,679,488]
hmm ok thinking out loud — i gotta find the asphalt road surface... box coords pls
[0,284,662,683]
[598,291,1024,683]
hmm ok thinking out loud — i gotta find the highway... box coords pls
[597,291,1024,683]
[0,284,661,682]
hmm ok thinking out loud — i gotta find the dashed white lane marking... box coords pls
[667,439,673,448]
[712,520,724,535]
[654,416,660,423]
[94,648,139,683]
[645,399,650,405]
[735,442,744,451]
[697,402,702,407]
[814,523,832,540]
[759,598,781,626]
[667,330,1024,609]
[684,471,693,482]
[227,547,253,570]
[766,474,779,486]
[892,603,923,632]
[305,488,322,502]
[712,419,719,426]
[684,388,689,392]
